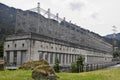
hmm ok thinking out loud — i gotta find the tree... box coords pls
[76,54,84,72]
[53,57,60,72]
[0,41,3,58]
[71,54,84,73]
[71,62,77,72]
[113,50,120,58]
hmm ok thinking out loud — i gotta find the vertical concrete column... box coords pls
[71,54,72,63]
[85,55,87,63]
[4,52,7,58]
[43,52,45,60]
[64,54,66,64]
[68,54,70,65]
[61,54,63,65]
[48,53,50,64]
[27,39,31,61]
[10,51,13,64]
[73,54,75,62]
[17,51,21,66]
[69,54,71,64]
[53,53,55,64]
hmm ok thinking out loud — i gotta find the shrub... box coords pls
[32,59,58,80]
[71,54,84,73]
[76,54,84,72]
[71,62,77,73]
[0,60,5,70]
[20,59,49,69]
[53,58,60,72]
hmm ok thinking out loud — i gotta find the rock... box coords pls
[20,59,49,69]
[32,59,58,80]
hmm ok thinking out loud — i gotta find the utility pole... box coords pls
[112,25,117,52]
[37,2,40,33]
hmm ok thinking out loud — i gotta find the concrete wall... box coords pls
[4,34,113,67]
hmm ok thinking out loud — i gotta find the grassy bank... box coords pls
[0,69,120,80]
[0,70,33,80]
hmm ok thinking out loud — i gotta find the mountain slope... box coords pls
[0,3,17,40]
[104,33,120,49]
[105,33,120,40]
[0,2,117,49]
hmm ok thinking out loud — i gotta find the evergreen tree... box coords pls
[71,54,84,73]
[0,41,3,58]
[76,54,84,72]
[113,50,120,58]
[53,57,60,72]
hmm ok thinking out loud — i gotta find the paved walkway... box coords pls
[106,64,120,69]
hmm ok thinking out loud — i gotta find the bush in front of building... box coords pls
[71,54,84,73]
[113,50,120,58]
[0,60,5,70]
[32,59,59,80]
[20,59,49,69]
[0,41,3,58]
[71,62,78,73]
[53,58,60,73]
[76,54,84,72]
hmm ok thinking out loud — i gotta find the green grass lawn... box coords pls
[0,69,120,80]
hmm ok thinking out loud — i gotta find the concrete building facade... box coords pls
[4,33,113,67]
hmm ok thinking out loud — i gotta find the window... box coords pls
[15,44,16,48]
[56,47,57,50]
[45,53,48,60]
[66,54,68,64]
[60,47,62,50]
[13,51,17,65]
[69,54,71,63]
[6,51,10,65]
[46,46,48,49]
[51,46,53,49]
[50,53,53,64]
[22,43,24,47]
[63,54,65,64]
[41,45,43,48]
[8,45,10,48]
[39,52,43,60]
[21,51,27,64]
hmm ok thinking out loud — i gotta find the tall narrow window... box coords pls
[22,43,24,47]
[8,45,10,48]
[66,54,68,64]
[6,51,10,65]
[13,51,17,66]
[21,51,27,64]
[39,52,43,60]
[15,44,17,48]
[45,53,48,61]
[50,53,53,64]
[69,54,71,63]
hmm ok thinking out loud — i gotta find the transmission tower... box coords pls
[112,25,118,51]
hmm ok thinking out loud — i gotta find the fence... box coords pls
[83,61,120,72]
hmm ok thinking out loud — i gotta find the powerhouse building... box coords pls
[4,9,113,67]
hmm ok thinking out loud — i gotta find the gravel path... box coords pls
[106,64,120,69]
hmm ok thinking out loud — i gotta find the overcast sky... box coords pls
[0,0,120,36]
